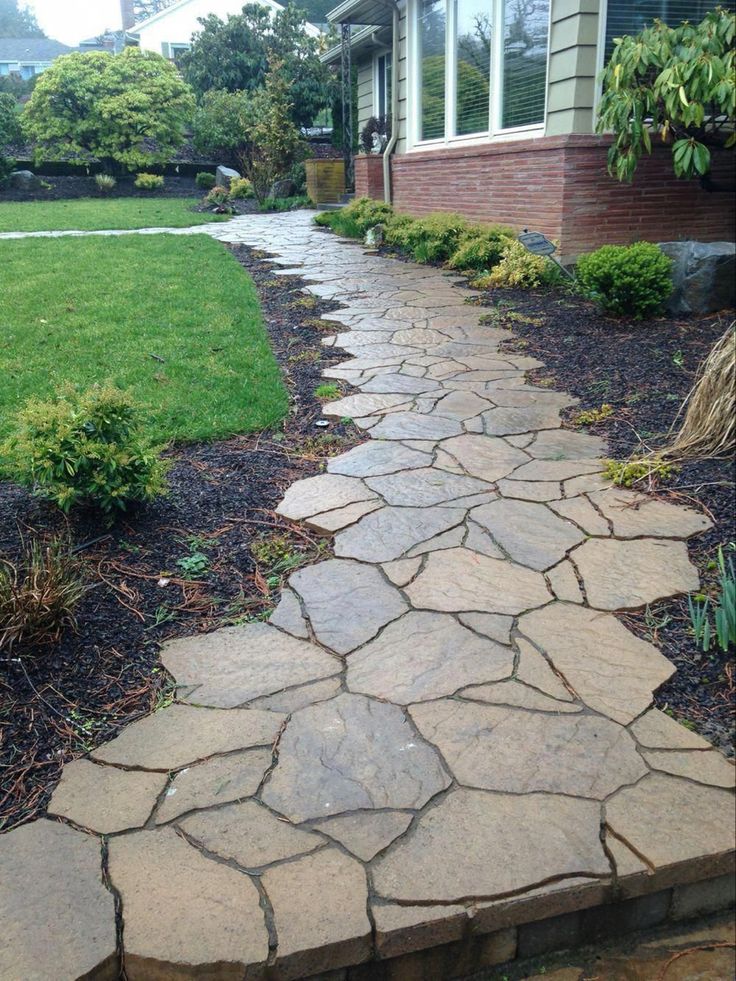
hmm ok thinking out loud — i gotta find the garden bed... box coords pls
[0,174,205,202]
[476,286,735,755]
[0,248,359,832]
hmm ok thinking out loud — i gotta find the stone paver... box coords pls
[4,211,733,979]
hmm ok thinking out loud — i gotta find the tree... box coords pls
[597,7,735,182]
[0,90,21,180]
[193,67,305,202]
[133,0,177,19]
[181,3,333,130]
[22,48,195,172]
[0,0,44,37]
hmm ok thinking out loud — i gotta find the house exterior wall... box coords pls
[357,60,374,133]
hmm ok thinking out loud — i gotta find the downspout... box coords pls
[382,0,400,204]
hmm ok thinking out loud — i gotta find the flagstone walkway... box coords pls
[1,211,734,981]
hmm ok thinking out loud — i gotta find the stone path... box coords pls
[1,211,734,981]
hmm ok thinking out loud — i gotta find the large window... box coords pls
[604,0,718,61]
[416,0,549,143]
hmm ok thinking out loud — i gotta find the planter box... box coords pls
[305,159,345,204]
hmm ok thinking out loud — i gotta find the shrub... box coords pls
[260,194,311,212]
[397,212,469,263]
[229,176,253,199]
[0,91,20,184]
[321,197,395,238]
[383,213,415,248]
[3,385,168,517]
[95,173,117,194]
[448,225,515,272]
[476,239,559,289]
[0,537,86,653]
[204,186,233,212]
[135,172,164,191]
[576,242,673,318]
[195,171,216,190]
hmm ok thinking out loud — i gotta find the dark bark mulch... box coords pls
[0,174,206,203]
[477,286,735,754]
[0,248,359,833]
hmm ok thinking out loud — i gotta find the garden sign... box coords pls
[518,230,574,279]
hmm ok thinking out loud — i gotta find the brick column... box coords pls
[354,155,386,201]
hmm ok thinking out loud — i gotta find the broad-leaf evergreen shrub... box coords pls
[3,386,168,517]
[195,171,216,189]
[576,242,673,318]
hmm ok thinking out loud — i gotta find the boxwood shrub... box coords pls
[575,242,673,318]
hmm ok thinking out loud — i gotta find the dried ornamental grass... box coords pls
[666,323,736,460]
[0,538,87,653]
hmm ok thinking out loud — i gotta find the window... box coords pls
[604,0,718,62]
[376,53,393,119]
[415,0,549,143]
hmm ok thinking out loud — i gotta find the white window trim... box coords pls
[407,0,550,151]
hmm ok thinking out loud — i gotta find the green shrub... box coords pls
[135,172,164,191]
[259,194,311,212]
[575,242,673,318]
[397,212,469,263]
[383,213,415,249]
[95,173,116,194]
[0,91,20,183]
[0,537,86,653]
[228,176,253,199]
[475,239,559,289]
[204,186,233,212]
[448,225,515,272]
[3,385,168,517]
[318,197,395,238]
[195,171,216,189]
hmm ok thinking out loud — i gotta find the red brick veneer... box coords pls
[354,154,388,201]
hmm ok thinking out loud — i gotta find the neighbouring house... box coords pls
[322,0,735,257]
[127,0,320,63]
[0,38,74,79]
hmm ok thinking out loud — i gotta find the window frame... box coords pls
[408,0,551,150]
[373,49,393,119]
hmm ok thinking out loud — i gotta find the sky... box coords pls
[26,0,123,45]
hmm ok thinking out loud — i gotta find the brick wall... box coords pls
[354,154,386,201]
[386,136,735,258]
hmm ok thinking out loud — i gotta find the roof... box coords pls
[326,0,394,26]
[321,23,391,64]
[0,37,74,63]
[132,0,321,38]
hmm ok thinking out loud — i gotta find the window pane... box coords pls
[377,54,387,117]
[605,0,719,62]
[501,0,549,128]
[456,0,492,135]
[420,0,446,140]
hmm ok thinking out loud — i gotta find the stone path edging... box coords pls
[1,211,734,981]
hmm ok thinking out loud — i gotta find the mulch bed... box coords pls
[476,285,735,755]
[0,248,360,833]
[0,174,207,203]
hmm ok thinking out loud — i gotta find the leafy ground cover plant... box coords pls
[0,538,86,653]
[135,173,165,191]
[3,385,168,517]
[576,242,673,318]
[602,455,676,487]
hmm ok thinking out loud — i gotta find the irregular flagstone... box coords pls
[359,372,441,394]
[261,692,450,821]
[432,390,492,420]
[571,538,699,610]
[629,708,713,750]
[471,499,586,571]
[306,499,383,534]
[372,902,468,959]
[405,547,551,615]
[366,467,493,507]
[0,820,117,981]
[48,759,166,834]
[497,478,562,502]
[155,748,273,823]
[327,439,432,477]
[372,788,609,903]
[382,555,422,586]
[92,704,284,771]
[516,638,575,701]
[564,472,613,496]
[549,495,611,536]
[587,488,712,538]
[276,473,377,521]
[520,603,675,724]
[460,679,582,713]
[510,459,603,482]
[605,773,736,875]
[606,834,650,879]
[437,434,529,481]
[289,559,408,654]
[161,622,341,708]
[311,810,412,861]
[368,411,463,441]
[180,799,322,867]
[248,676,343,713]
[334,505,465,562]
[406,524,467,555]
[263,848,371,980]
[409,700,646,798]
[323,392,412,418]
[109,828,268,977]
[527,429,606,460]
[547,559,584,603]
[482,404,562,435]
[268,587,309,639]
[458,611,513,644]
[484,386,575,409]
[464,520,505,558]
[346,611,513,703]
[642,750,735,788]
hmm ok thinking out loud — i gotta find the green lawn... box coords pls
[0,197,228,233]
[0,235,288,444]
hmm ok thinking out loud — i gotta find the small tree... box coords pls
[22,48,195,172]
[0,90,20,181]
[193,68,306,203]
[0,0,44,37]
[597,7,735,182]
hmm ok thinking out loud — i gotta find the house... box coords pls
[129,0,320,63]
[322,0,735,258]
[0,38,74,79]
